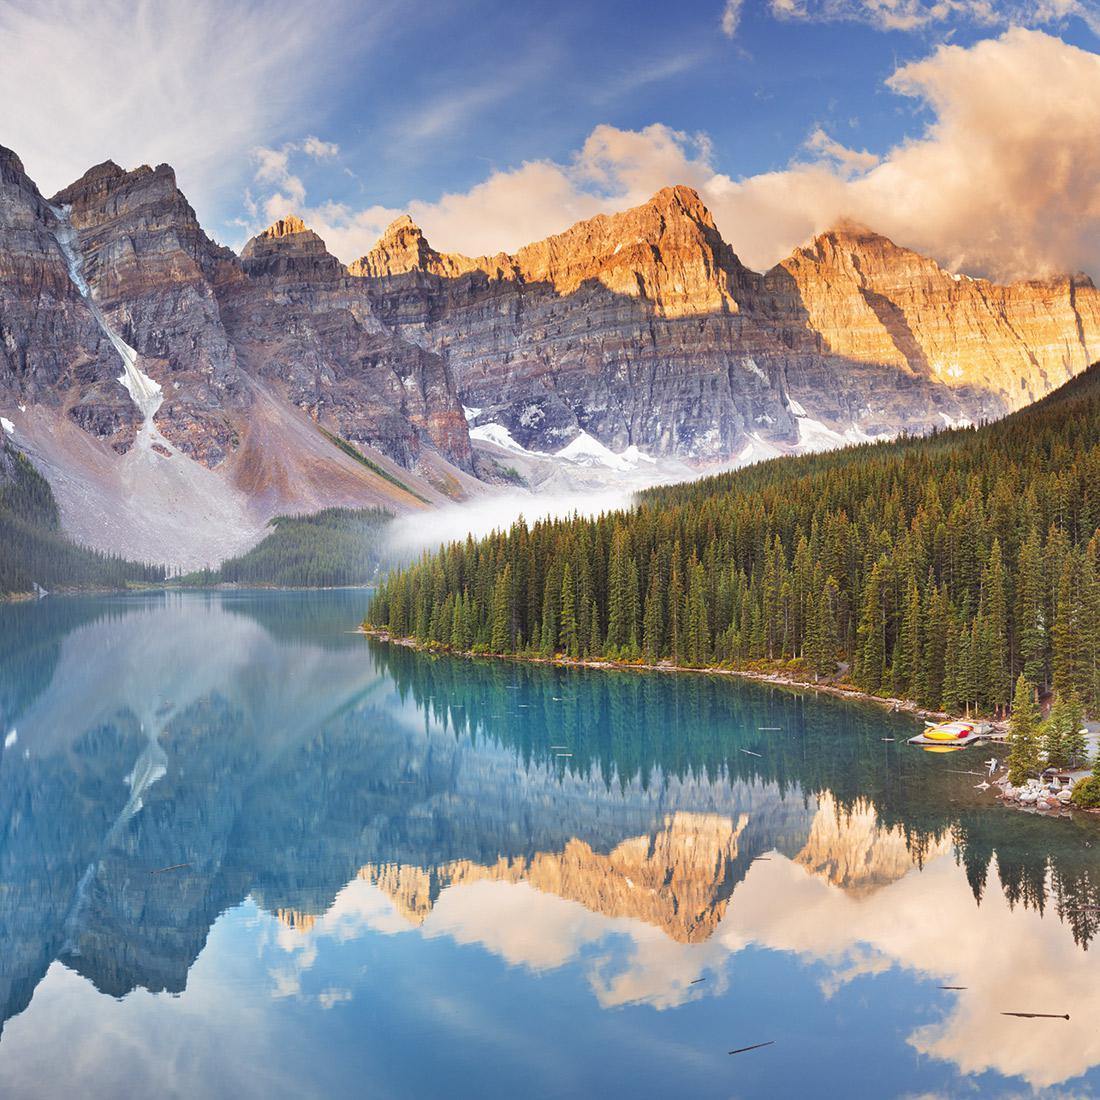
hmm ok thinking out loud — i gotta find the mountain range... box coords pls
[3,143,1099,566]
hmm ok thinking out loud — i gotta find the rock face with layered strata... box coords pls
[222,215,472,471]
[771,224,1100,412]
[51,160,245,464]
[355,187,1100,459]
[0,148,128,442]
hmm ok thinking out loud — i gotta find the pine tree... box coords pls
[1007,673,1041,786]
[1064,695,1088,769]
[642,568,664,660]
[1041,695,1072,769]
[892,571,921,697]
[807,576,840,679]
[558,565,579,658]
[980,540,1010,711]
[685,555,710,664]
[1053,554,1090,703]
[1015,529,1046,688]
[490,564,513,653]
[855,557,888,693]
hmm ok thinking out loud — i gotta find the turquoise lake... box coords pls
[1,589,1098,1098]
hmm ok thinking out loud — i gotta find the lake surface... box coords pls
[1,590,1098,1099]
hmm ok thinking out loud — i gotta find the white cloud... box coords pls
[301,137,340,160]
[0,0,364,215]
[721,0,745,36]
[767,0,1100,33]
[803,127,881,176]
[248,29,1100,284]
[250,137,344,225]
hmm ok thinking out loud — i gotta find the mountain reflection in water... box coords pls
[0,590,1098,1098]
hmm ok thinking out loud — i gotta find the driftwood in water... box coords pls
[728,1041,775,1056]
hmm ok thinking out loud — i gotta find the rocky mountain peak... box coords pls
[351,213,439,278]
[0,145,33,190]
[257,214,310,240]
[385,213,420,236]
[239,215,341,280]
[645,183,716,227]
[508,184,750,315]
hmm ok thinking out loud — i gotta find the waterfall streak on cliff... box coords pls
[47,204,164,426]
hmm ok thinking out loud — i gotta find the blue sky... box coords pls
[4,1,1100,276]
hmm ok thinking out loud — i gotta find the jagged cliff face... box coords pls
[222,215,472,472]
[355,188,1100,460]
[51,160,244,464]
[4,141,1100,560]
[772,226,1100,410]
[0,148,124,435]
[0,148,478,563]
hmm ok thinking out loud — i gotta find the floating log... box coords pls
[728,1041,775,1056]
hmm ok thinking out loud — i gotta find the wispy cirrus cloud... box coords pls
[760,0,1100,34]
[0,0,370,213]
[721,0,745,36]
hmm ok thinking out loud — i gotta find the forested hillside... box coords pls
[366,364,1100,716]
[181,508,392,588]
[0,440,165,595]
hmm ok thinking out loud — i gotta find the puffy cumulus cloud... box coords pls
[247,31,1100,282]
[247,137,344,225]
[676,28,1100,280]
[0,0,365,212]
[803,128,881,177]
[766,0,1100,34]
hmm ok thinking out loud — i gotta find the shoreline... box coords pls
[357,631,1100,819]
[358,627,1007,733]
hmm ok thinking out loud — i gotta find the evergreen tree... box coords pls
[559,565,579,658]
[855,557,888,693]
[490,564,513,652]
[364,365,1100,719]
[1007,674,1041,786]
[1064,695,1088,769]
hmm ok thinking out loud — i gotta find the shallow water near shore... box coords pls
[1,589,1098,1099]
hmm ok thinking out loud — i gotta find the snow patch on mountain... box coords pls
[795,415,874,453]
[555,431,655,470]
[737,433,784,465]
[469,422,529,454]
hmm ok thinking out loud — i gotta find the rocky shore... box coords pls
[995,775,1077,814]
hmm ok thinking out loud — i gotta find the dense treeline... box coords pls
[367,364,1100,717]
[182,507,392,588]
[0,441,165,594]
